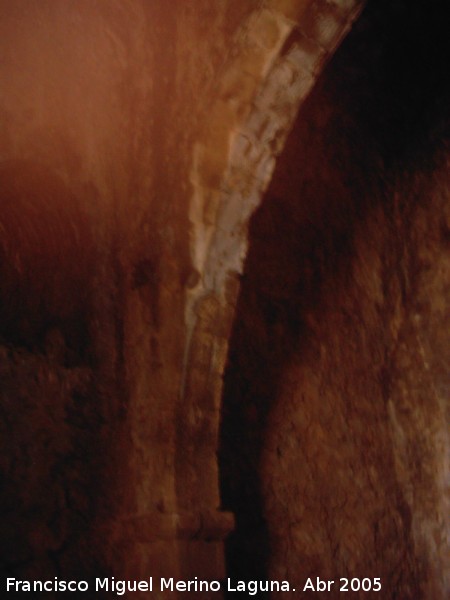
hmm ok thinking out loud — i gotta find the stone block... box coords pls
[238,40,277,82]
[254,151,277,187]
[219,69,259,116]
[300,1,347,52]
[253,60,313,120]
[230,131,267,170]
[242,107,274,144]
[284,29,327,74]
[220,163,257,200]
[246,7,293,52]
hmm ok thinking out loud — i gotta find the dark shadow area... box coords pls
[219,0,450,595]
[0,161,111,597]
[0,160,93,364]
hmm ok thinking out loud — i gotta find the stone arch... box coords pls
[175,0,365,576]
[0,1,447,595]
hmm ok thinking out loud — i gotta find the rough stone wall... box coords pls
[2,0,447,598]
[254,164,450,599]
[0,0,363,594]
[220,1,450,597]
[0,0,256,590]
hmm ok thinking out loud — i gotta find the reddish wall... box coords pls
[221,2,450,597]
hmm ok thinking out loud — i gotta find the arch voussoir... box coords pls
[177,0,366,576]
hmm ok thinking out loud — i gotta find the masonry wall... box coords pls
[0,0,261,591]
[220,1,450,597]
[1,1,366,593]
[2,0,447,597]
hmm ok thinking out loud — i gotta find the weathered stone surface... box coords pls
[0,346,99,582]
[181,0,362,539]
[0,0,264,590]
[220,1,450,598]
[5,0,446,598]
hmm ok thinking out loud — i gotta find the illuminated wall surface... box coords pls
[0,1,449,598]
